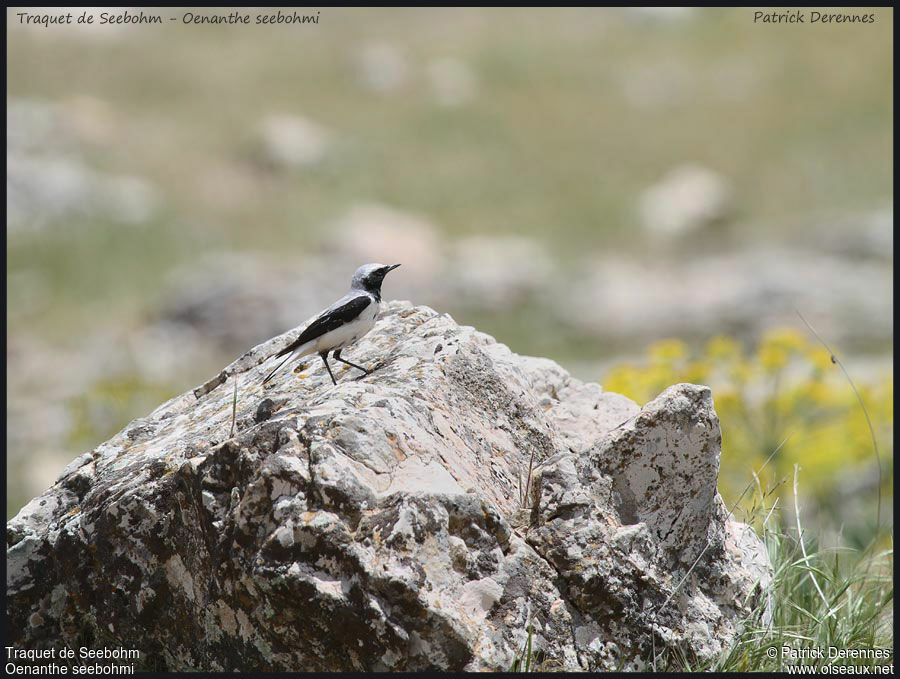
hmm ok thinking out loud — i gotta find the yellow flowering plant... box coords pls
[604,329,892,541]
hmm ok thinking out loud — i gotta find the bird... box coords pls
[262,263,401,386]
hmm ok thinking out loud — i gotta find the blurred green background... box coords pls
[6,7,893,540]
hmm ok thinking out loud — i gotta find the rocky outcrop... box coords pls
[6,302,770,671]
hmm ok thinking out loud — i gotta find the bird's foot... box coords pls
[354,362,385,380]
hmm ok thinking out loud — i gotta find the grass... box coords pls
[708,525,892,671]
[690,540,894,673]
[509,620,536,672]
[7,215,203,342]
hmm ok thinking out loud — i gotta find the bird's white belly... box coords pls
[313,303,378,353]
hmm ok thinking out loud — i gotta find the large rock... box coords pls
[6,302,770,671]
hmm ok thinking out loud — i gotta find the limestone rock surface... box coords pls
[6,302,769,671]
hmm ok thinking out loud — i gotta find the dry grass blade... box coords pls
[230,372,238,439]
[521,448,537,510]
[794,308,883,533]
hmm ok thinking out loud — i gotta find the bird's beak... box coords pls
[386,263,401,273]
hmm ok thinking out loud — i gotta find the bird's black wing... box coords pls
[276,295,372,357]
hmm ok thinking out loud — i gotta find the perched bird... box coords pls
[262,263,401,386]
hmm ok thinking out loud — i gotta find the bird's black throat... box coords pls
[360,278,383,301]
[361,276,387,301]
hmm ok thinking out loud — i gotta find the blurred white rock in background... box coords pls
[562,248,892,347]
[357,42,411,93]
[127,322,214,384]
[257,113,332,169]
[7,154,159,231]
[848,206,893,259]
[449,235,554,308]
[427,57,478,107]
[7,155,88,228]
[638,163,733,237]
[155,252,338,352]
[101,173,159,224]
[816,206,894,261]
[8,96,119,150]
[152,250,380,357]
[325,203,445,281]
[7,98,62,152]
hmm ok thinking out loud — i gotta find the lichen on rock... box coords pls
[6,301,770,671]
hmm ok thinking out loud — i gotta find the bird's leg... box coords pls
[320,352,338,385]
[332,349,370,375]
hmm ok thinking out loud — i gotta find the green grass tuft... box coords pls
[652,490,894,673]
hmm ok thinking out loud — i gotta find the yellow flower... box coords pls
[684,359,711,385]
[730,358,752,385]
[807,346,834,373]
[762,328,807,354]
[758,342,788,374]
[706,335,742,361]
[650,338,688,364]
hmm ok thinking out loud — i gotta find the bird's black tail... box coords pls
[262,352,293,385]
